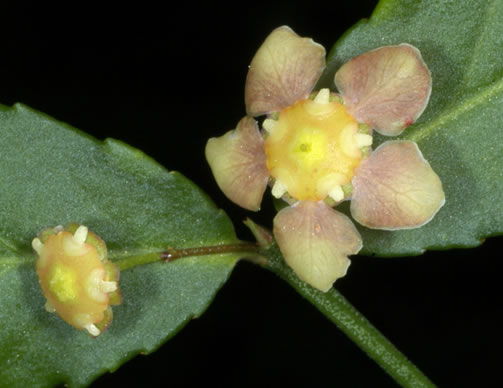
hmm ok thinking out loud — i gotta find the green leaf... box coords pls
[318,0,503,256]
[0,104,240,387]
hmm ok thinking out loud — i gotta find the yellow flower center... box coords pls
[265,92,363,201]
[49,264,78,302]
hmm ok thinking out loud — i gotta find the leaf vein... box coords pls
[407,75,503,143]
[0,256,32,275]
[457,0,498,91]
[0,234,20,254]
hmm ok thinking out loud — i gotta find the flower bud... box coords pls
[32,223,121,337]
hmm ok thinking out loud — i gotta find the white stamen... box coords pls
[356,134,373,147]
[313,88,330,104]
[262,118,277,133]
[271,180,287,198]
[73,225,88,245]
[84,323,100,337]
[100,280,117,293]
[32,238,44,255]
[328,185,345,202]
[44,300,56,313]
[87,269,107,303]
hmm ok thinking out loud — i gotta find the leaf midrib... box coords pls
[407,75,503,143]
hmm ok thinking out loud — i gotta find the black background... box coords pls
[0,1,500,387]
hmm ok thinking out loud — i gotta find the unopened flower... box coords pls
[32,223,121,336]
[206,26,445,291]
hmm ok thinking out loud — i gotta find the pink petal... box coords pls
[335,44,432,136]
[205,117,269,211]
[351,141,445,230]
[273,201,362,292]
[245,26,326,117]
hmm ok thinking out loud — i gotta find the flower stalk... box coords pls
[114,242,262,271]
[115,237,436,387]
[263,244,437,388]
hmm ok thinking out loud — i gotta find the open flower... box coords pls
[206,26,445,291]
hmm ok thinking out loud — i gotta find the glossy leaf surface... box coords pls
[0,104,239,387]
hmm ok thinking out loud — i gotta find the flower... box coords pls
[32,223,121,336]
[206,26,445,292]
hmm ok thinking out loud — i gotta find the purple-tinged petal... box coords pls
[335,44,431,136]
[205,117,269,211]
[273,201,362,292]
[245,26,326,117]
[351,141,445,230]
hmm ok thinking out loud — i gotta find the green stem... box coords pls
[263,244,436,388]
[113,234,434,387]
[114,242,260,271]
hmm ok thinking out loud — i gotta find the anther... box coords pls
[328,185,345,202]
[272,180,288,198]
[356,133,373,147]
[45,300,56,313]
[32,238,44,255]
[84,323,100,337]
[100,280,118,293]
[73,226,88,245]
[313,88,330,104]
[262,118,277,133]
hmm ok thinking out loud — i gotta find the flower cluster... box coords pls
[32,223,121,336]
[206,26,445,291]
